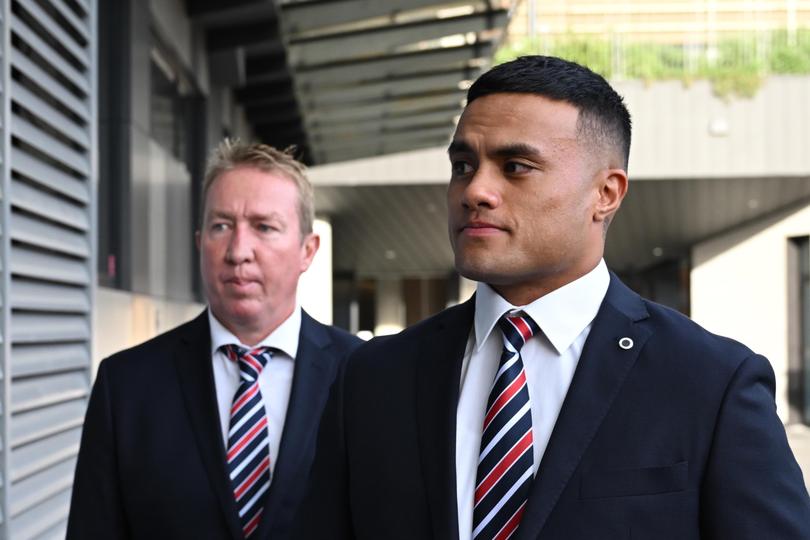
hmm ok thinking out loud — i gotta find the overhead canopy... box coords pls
[188,0,511,164]
[314,175,810,278]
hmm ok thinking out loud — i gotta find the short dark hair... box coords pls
[467,55,632,169]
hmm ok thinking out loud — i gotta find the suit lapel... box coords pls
[256,312,334,538]
[415,298,476,540]
[514,276,652,540]
[173,310,244,540]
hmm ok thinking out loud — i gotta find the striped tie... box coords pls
[222,345,272,539]
[472,312,539,540]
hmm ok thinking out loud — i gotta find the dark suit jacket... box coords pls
[293,275,810,540]
[67,309,361,540]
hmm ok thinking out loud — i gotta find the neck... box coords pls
[214,306,296,347]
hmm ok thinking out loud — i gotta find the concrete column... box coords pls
[375,278,405,336]
[298,218,333,324]
[459,275,477,304]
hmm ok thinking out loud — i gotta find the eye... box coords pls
[503,161,533,174]
[210,222,229,232]
[256,222,280,233]
[451,160,474,176]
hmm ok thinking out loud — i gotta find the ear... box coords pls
[593,168,628,224]
[195,230,201,250]
[299,233,320,273]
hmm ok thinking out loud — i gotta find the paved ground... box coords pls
[787,424,810,490]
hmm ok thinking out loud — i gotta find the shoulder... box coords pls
[603,275,765,393]
[300,311,363,356]
[642,298,755,364]
[350,300,473,369]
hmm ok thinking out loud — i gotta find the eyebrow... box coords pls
[206,210,283,222]
[447,139,472,155]
[492,143,543,160]
[448,140,547,164]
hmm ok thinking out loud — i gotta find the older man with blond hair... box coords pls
[68,140,361,540]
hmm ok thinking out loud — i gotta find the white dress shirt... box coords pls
[456,260,610,539]
[209,308,301,475]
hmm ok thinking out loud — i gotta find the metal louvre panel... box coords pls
[10,279,89,313]
[9,178,89,231]
[11,147,89,204]
[11,80,89,147]
[10,51,89,121]
[10,344,88,378]
[9,427,81,482]
[10,246,90,285]
[10,115,89,175]
[10,456,75,518]
[11,400,85,448]
[11,13,89,94]
[11,313,90,344]
[2,0,95,536]
[8,488,71,539]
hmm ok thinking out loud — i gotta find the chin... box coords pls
[455,257,500,284]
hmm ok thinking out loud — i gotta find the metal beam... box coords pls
[313,125,454,154]
[316,137,449,164]
[281,0,468,35]
[310,120,455,144]
[234,77,296,104]
[306,90,465,123]
[206,17,280,51]
[287,10,507,66]
[308,108,459,136]
[187,0,272,20]
[298,71,469,109]
[243,106,302,125]
[292,43,491,86]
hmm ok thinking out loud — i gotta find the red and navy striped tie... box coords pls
[472,312,539,540]
[222,345,272,538]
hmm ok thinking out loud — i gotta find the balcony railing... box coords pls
[497,28,810,98]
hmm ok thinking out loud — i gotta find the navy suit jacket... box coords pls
[67,309,361,540]
[293,275,810,540]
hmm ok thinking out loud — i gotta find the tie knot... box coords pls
[497,312,539,353]
[221,344,271,382]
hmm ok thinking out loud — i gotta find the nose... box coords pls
[460,167,500,210]
[225,223,254,264]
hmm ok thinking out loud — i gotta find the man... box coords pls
[68,140,361,539]
[292,56,810,539]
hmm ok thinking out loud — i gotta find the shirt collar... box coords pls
[473,259,610,355]
[208,306,301,360]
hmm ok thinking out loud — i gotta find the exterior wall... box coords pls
[616,76,810,180]
[94,288,204,374]
[691,201,810,421]
[308,76,810,185]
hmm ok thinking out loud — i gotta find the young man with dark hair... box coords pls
[293,56,810,540]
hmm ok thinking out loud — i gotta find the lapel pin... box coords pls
[618,337,634,350]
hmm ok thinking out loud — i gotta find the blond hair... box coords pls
[200,139,314,236]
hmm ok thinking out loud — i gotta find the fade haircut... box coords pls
[467,55,632,169]
[200,139,315,237]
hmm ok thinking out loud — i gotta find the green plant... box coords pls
[496,28,810,99]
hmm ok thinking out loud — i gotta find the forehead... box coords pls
[453,93,580,148]
[205,166,298,210]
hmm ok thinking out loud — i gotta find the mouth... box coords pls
[458,220,507,236]
[223,277,259,288]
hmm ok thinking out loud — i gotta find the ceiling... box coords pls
[188,0,510,165]
[316,176,810,278]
